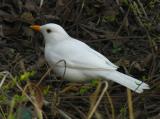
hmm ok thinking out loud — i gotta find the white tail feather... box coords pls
[101,71,150,93]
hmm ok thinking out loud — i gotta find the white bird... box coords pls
[30,23,150,93]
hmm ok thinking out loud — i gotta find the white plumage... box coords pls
[33,23,150,93]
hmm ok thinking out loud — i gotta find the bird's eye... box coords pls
[46,29,52,33]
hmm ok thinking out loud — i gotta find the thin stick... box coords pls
[1,71,43,119]
[0,105,6,119]
[58,109,72,119]
[127,89,134,119]
[36,67,52,87]
[87,81,108,119]
[123,65,135,119]
[106,91,115,119]
[0,72,8,88]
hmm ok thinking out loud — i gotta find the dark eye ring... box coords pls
[46,29,51,33]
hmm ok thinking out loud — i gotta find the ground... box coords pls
[0,0,160,119]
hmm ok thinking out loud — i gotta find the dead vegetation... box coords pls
[0,0,160,119]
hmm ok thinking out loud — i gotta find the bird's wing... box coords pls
[87,46,119,69]
[46,39,118,71]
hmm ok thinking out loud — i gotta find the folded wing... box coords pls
[46,38,118,71]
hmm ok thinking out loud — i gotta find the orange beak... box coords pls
[30,25,41,32]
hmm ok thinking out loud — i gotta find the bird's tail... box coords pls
[101,71,150,93]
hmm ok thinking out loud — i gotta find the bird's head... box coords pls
[30,23,69,43]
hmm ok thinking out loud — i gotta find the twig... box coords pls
[0,71,8,88]
[87,81,108,119]
[114,7,130,39]
[137,0,148,19]
[0,105,6,119]
[40,0,44,8]
[89,81,102,112]
[127,89,134,119]
[106,91,115,119]
[129,0,156,53]
[1,71,43,119]
[122,65,135,119]
[36,67,52,87]
[58,109,72,119]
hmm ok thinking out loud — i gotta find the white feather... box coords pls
[38,23,150,93]
[99,71,150,93]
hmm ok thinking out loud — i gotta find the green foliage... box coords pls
[0,71,36,119]
[103,15,116,22]
[79,79,99,95]
[142,75,148,81]
[90,79,99,87]
[120,105,127,119]
[143,22,152,29]
[43,86,50,95]
[1,70,36,92]
[14,95,27,103]
[18,70,36,81]
[1,81,14,91]
[112,45,122,54]
[0,95,7,103]
[122,0,129,6]
[8,114,16,119]
[79,87,90,95]
[147,0,158,9]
